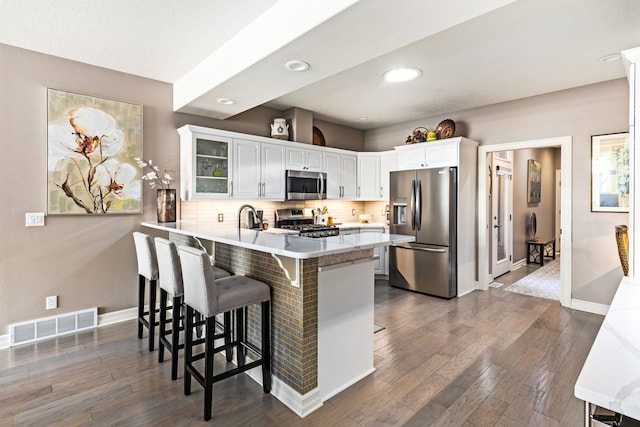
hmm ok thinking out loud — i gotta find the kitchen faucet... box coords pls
[237,204,259,229]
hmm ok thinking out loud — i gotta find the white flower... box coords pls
[48,107,125,169]
[134,157,175,189]
[95,159,141,200]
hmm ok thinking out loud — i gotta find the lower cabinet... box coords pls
[341,227,388,275]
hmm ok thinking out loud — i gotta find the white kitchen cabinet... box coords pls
[361,228,388,275]
[380,150,397,201]
[340,227,388,275]
[357,153,381,200]
[286,146,323,172]
[178,125,232,200]
[325,151,357,199]
[394,139,459,170]
[232,138,286,200]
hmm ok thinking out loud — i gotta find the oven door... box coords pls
[286,170,326,200]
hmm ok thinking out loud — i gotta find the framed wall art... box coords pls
[591,132,629,212]
[527,159,541,204]
[47,88,143,215]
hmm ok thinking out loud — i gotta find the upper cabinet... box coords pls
[394,139,460,170]
[380,150,397,201]
[325,150,357,199]
[231,138,286,200]
[286,146,323,172]
[178,125,231,200]
[357,153,381,200]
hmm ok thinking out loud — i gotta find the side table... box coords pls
[526,237,556,266]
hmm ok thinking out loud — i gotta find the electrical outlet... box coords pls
[46,295,57,310]
[218,213,224,222]
[26,212,45,227]
[352,209,356,216]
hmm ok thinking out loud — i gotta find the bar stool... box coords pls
[133,232,160,352]
[154,237,233,380]
[178,246,272,421]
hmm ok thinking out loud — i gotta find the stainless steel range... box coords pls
[275,208,339,238]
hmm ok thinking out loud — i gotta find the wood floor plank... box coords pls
[0,276,604,426]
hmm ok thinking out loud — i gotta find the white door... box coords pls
[555,169,561,252]
[491,153,513,278]
[357,154,380,200]
[341,154,358,199]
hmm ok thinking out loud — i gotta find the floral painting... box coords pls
[47,89,143,215]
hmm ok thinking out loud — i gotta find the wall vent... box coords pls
[9,308,97,347]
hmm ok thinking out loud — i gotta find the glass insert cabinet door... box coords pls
[195,138,229,195]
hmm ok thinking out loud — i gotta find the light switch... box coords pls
[26,212,45,227]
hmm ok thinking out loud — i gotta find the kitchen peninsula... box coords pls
[142,220,413,417]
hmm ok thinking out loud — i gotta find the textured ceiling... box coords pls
[1,0,639,129]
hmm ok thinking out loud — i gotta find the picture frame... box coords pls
[47,88,143,215]
[527,159,541,204]
[591,132,629,212]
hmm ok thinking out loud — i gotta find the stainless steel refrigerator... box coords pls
[389,167,457,298]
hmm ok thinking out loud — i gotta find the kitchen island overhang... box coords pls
[141,221,413,417]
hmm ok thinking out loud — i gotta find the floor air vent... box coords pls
[9,308,97,347]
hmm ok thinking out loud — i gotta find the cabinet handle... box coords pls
[380,186,383,198]
[358,186,361,198]
[229,182,233,196]
[258,183,262,197]
[262,183,265,197]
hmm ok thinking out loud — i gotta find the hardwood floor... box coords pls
[0,275,602,426]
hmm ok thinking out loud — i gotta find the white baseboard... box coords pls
[512,258,527,270]
[98,307,138,326]
[571,299,610,316]
[0,334,8,349]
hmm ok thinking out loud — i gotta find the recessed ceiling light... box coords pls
[359,116,368,121]
[598,53,621,63]
[217,98,235,105]
[383,66,422,83]
[285,60,310,72]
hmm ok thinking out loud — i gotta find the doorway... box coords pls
[490,152,513,279]
[478,136,572,308]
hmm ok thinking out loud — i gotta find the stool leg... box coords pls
[137,275,145,339]
[261,301,271,393]
[148,279,157,352]
[224,311,232,362]
[158,289,168,363]
[184,305,194,396]
[204,316,216,421]
[236,307,245,367]
[170,295,182,380]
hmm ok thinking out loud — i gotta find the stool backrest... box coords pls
[178,246,219,317]
[154,237,184,296]
[133,232,159,280]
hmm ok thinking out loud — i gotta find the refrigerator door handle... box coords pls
[416,179,422,231]
[392,242,447,253]
[410,179,416,230]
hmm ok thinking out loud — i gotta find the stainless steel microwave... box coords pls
[285,170,327,200]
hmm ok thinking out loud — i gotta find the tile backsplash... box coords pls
[181,199,389,226]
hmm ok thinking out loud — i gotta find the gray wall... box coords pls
[0,43,361,333]
[365,79,630,305]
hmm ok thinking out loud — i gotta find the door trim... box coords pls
[478,136,572,308]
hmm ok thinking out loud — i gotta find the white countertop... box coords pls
[142,221,412,260]
[337,222,388,230]
[575,276,640,419]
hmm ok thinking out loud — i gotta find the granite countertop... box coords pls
[575,276,640,419]
[141,221,412,260]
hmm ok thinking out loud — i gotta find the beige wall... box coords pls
[365,79,630,305]
[0,43,362,333]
